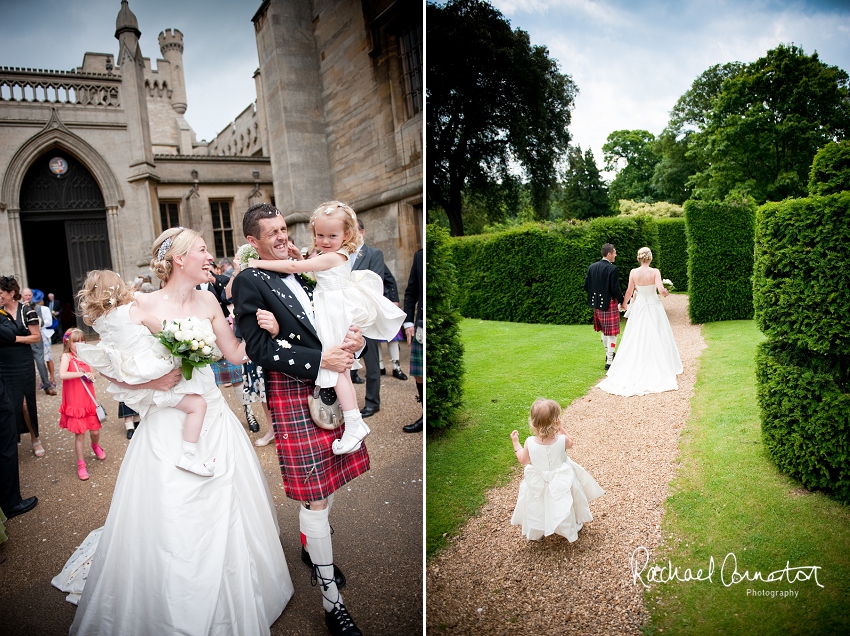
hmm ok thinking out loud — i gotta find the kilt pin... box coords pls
[232,267,369,502]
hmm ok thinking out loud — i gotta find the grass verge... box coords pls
[426,318,604,558]
[644,320,850,635]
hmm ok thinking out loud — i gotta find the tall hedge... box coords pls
[753,193,850,355]
[753,192,850,502]
[426,224,465,429]
[450,216,659,325]
[656,217,688,292]
[685,199,756,323]
[755,341,850,502]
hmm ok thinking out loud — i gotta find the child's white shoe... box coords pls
[332,418,370,455]
[177,452,215,477]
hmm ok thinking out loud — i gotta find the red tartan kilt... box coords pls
[266,371,370,502]
[592,300,621,336]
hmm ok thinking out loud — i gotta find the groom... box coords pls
[232,203,366,636]
[584,243,624,370]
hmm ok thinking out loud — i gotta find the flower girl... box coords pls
[510,399,604,541]
[247,200,407,455]
[75,270,215,476]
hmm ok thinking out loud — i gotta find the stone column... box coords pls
[252,0,333,217]
[7,208,27,287]
[106,206,126,276]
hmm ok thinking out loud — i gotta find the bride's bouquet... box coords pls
[662,278,675,292]
[157,317,222,380]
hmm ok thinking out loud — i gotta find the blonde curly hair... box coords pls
[308,201,362,256]
[637,247,653,264]
[76,270,136,326]
[528,398,563,439]
[150,227,203,282]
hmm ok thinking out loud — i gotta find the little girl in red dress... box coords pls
[59,328,105,480]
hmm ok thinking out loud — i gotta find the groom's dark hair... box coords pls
[601,243,615,257]
[243,203,283,239]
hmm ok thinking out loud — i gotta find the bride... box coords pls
[54,228,293,635]
[597,247,682,397]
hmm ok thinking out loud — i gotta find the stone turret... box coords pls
[158,28,187,114]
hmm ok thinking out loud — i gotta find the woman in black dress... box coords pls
[0,276,43,457]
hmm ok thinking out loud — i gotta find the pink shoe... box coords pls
[77,461,89,481]
[92,444,106,460]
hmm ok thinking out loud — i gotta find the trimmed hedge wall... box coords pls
[808,140,850,196]
[685,199,756,324]
[656,217,688,292]
[450,216,659,324]
[755,340,850,502]
[753,190,850,502]
[753,192,850,356]
[426,224,465,429]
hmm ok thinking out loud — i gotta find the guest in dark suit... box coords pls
[349,219,399,418]
[584,243,624,369]
[232,203,366,635]
[47,292,62,344]
[402,248,423,433]
[0,315,38,520]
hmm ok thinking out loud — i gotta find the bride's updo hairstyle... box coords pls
[528,398,563,439]
[150,227,203,282]
[308,200,362,255]
[637,247,653,264]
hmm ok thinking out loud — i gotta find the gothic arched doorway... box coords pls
[19,149,112,333]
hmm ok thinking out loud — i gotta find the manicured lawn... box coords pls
[644,321,850,635]
[426,318,604,557]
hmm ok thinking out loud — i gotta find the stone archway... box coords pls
[19,148,113,332]
[0,109,125,283]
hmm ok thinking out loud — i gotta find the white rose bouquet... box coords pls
[157,317,222,380]
[235,243,259,268]
[662,278,675,292]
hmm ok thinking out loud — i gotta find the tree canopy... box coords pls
[603,129,660,209]
[688,45,850,203]
[427,0,576,236]
[555,145,610,220]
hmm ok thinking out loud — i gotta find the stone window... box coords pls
[399,22,422,118]
[159,201,180,231]
[210,200,235,258]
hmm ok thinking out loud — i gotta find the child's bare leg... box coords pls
[174,395,214,477]
[176,394,207,443]
[75,433,89,480]
[332,372,370,455]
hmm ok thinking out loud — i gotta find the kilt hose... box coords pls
[592,300,621,336]
[267,371,370,502]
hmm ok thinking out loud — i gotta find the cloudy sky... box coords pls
[0,0,261,143]
[487,0,850,171]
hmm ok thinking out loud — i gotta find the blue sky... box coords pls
[487,0,850,172]
[0,0,260,143]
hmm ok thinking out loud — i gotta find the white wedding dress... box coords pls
[597,285,683,396]
[52,317,293,636]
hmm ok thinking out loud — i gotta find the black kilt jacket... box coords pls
[232,268,322,381]
[584,259,624,310]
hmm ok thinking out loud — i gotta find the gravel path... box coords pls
[0,347,423,636]
[426,294,705,635]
